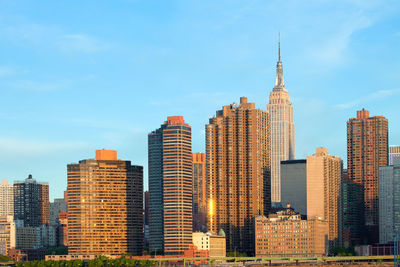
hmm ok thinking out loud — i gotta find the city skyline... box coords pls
[0,1,400,200]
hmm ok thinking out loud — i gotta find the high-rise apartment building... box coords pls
[379,162,400,243]
[206,97,271,255]
[49,198,67,226]
[14,175,49,227]
[67,150,143,256]
[307,148,341,249]
[0,180,14,217]
[390,146,400,166]
[267,37,295,204]
[148,116,192,255]
[192,153,206,231]
[347,109,388,244]
[280,160,307,215]
[0,216,16,255]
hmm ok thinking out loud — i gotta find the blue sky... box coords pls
[0,0,399,201]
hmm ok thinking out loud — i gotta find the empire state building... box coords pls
[267,37,295,204]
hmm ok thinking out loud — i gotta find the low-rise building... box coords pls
[15,227,37,249]
[255,205,328,257]
[0,216,16,255]
[192,231,226,258]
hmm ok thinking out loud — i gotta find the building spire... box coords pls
[278,32,281,62]
[274,33,286,91]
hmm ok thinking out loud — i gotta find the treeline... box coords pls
[15,257,156,267]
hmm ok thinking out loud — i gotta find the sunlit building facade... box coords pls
[347,109,388,244]
[206,97,271,255]
[0,180,14,217]
[267,38,295,204]
[67,150,143,256]
[192,153,206,231]
[148,116,193,255]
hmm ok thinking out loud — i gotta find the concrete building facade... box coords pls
[192,153,206,232]
[0,180,14,217]
[49,198,67,226]
[192,232,226,258]
[347,109,388,244]
[267,38,295,205]
[67,150,143,256]
[379,163,400,243]
[206,97,271,255]
[148,116,193,255]
[307,148,342,249]
[0,216,16,256]
[255,206,328,257]
[280,160,306,215]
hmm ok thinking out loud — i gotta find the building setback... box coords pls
[67,150,143,256]
[267,37,295,205]
[148,116,193,255]
[347,109,388,244]
[0,180,14,217]
[255,206,328,257]
[280,160,307,215]
[389,146,400,166]
[206,97,271,255]
[14,175,49,227]
[379,162,400,243]
[307,148,341,249]
[192,153,206,231]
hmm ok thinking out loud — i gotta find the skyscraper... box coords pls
[0,180,14,217]
[206,97,271,255]
[192,153,206,231]
[280,159,307,215]
[148,116,192,255]
[379,162,400,243]
[267,37,295,204]
[67,150,143,256]
[306,148,342,249]
[14,175,49,227]
[390,146,400,166]
[347,109,388,244]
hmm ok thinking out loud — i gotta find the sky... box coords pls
[0,0,399,201]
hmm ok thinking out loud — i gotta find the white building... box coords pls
[379,160,400,243]
[192,231,226,258]
[389,146,400,166]
[0,180,14,217]
[267,37,295,204]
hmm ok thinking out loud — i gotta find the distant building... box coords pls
[15,227,37,249]
[307,148,342,249]
[379,162,400,243]
[148,116,193,255]
[36,224,56,248]
[192,231,226,258]
[56,211,68,247]
[0,180,14,217]
[255,205,328,257]
[267,37,295,205]
[14,175,49,227]
[192,153,206,231]
[347,109,388,244]
[67,150,143,256]
[0,216,16,255]
[206,97,271,255]
[49,198,67,226]
[390,146,400,166]
[280,160,306,215]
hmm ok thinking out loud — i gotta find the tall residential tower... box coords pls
[347,109,388,244]
[67,150,143,256]
[148,116,193,255]
[206,97,271,255]
[267,37,295,204]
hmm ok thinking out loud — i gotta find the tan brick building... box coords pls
[67,150,143,256]
[347,109,388,244]
[307,147,342,249]
[255,206,328,257]
[206,97,271,255]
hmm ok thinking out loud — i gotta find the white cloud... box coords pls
[334,88,400,109]
[10,80,68,92]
